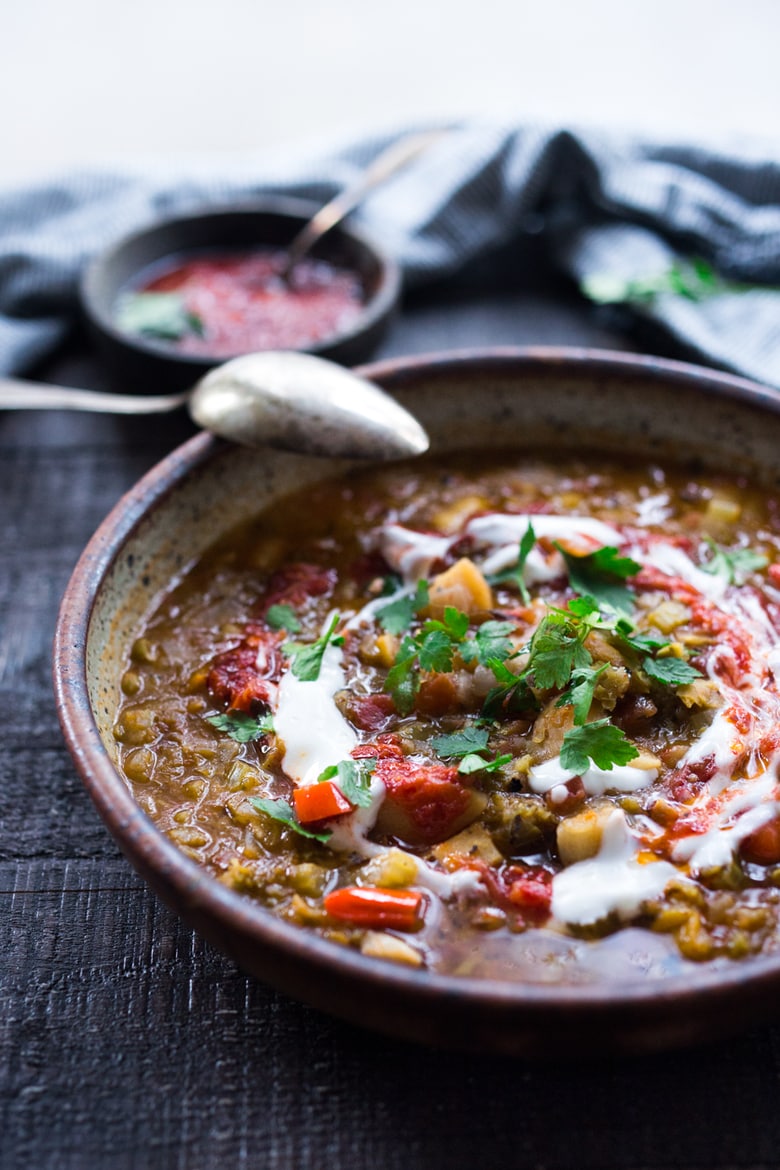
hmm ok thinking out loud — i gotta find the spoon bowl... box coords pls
[0,350,430,461]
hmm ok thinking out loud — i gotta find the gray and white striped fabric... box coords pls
[1,122,779,384]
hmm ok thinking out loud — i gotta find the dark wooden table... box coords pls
[4,266,780,1170]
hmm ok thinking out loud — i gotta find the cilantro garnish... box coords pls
[430,727,490,758]
[700,539,768,586]
[283,612,344,681]
[205,711,274,742]
[116,292,204,341]
[555,664,608,725]
[317,758,376,809]
[250,797,331,843]
[481,657,537,720]
[460,620,515,667]
[559,719,639,772]
[489,522,536,603]
[265,604,301,633]
[613,618,667,655]
[376,579,429,635]
[556,544,640,615]
[641,656,702,686]
[383,605,472,714]
[524,606,597,690]
[458,751,513,775]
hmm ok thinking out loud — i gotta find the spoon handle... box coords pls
[282,128,449,275]
[0,377,188,414]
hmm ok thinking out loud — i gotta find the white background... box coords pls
[1,0,778,185]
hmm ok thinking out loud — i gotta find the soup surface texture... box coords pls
[113,453,780,983]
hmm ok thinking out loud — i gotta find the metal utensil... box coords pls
[279,129,447,278]
[0,351,429,460]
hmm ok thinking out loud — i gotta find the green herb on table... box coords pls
[116,292,204,341]
[581,257,754,308]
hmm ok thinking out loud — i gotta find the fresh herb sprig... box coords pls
[283,612,344,681]
[318,758,376,809]
[250,797,331,843]
[700,539,769,586]
[489,522,536,603]
[116,291,204,341]
[205,711,274,742]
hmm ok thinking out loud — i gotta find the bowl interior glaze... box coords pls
[56,348,780,1056]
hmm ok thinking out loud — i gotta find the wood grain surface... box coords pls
[4,268,780,1170]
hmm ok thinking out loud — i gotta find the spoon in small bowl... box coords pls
[0,351,429,460]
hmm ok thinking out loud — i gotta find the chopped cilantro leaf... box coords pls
[489,523,536,603]
[642,655,702,686]
[116,292,204,341]
[525,611,592,691]
[555,664,608,725]
[318,758,376,808]
[556,544,640,615]
[701,539,769,586]
[205,711,274,742]
[384,635,419,714]
[250,797,331,843]
[338,760,376,808]
[430,727,490,758]
[481,657,536,719]
[283,612,343,681]
[417,628,455,673]
[461,620,515,667]
[559,719,639,772]
[614,618,668,655]
[376,579,429,635]
[265,604,301,633]
[423,606,470,642]
[458,751,513,775]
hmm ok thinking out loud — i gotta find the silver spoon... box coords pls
[0,351,429,460]
[280,128,448,278]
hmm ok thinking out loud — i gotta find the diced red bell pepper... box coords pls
[293,780,352,825]
[323,886,424,931]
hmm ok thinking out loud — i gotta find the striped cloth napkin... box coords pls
[1,122,779,385]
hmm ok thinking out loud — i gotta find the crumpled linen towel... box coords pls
[1,121,778,384]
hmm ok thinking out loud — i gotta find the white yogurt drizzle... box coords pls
[264,513,780,921]
[552,811,677,926]
[529,755,658,797]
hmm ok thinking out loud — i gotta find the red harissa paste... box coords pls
[141,250,365,356]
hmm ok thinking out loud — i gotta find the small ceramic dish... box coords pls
[54,348,780,1055]
[80,197,401,392]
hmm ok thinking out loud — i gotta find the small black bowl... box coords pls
[80,197,402,393]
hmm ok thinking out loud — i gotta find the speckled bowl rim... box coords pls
[53,347,780,1049]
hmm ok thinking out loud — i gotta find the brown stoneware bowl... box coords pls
[54,348,780,1056]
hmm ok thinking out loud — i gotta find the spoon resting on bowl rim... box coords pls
[0,351,430,461]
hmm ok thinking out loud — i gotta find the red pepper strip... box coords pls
[323,886,424,931]
[293,781,352,825]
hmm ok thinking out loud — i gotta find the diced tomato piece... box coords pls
[293,780,352,825]
[477,862,553,924]
[370,755,477,845]
[206,639,280,713]
[323,886,424,931]
[769,563,780,587]
[352,735,404,761]
[349,693,397,732]
[259,563,336,614]
[740,817,780,866]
